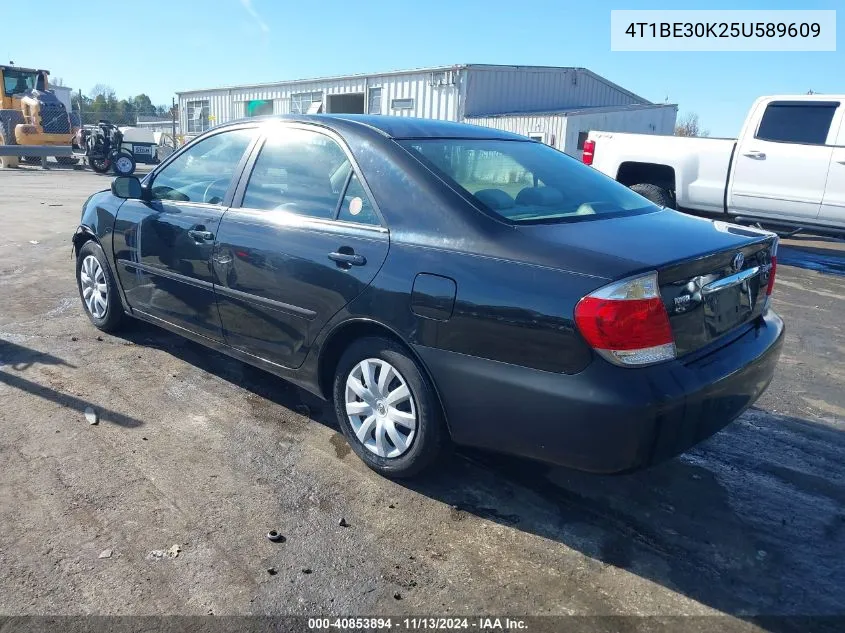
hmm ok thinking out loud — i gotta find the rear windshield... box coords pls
[399,139,656,224]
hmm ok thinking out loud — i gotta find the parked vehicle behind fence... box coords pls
[72,115,784,478]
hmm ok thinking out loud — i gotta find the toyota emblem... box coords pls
[732,252,745,272]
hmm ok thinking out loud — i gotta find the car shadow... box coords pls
[114,322,845,627]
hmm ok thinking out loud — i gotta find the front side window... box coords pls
[241,128,351,218]
[400,139,654,224]
[290,91,323,115]
[150,128,255,204]
[186,100,210,134]
[756,102,838,145]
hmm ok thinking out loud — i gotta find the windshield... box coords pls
[3,69,41,95]
[399,138,656,224]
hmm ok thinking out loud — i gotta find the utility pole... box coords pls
[171,96,177,147]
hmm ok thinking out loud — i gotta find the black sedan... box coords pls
[72,115,784,478]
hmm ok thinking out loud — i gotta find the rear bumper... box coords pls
[415,310,784,473]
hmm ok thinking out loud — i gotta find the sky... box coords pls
[3,0,841,137]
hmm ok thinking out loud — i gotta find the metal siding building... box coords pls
[465,103,678,157]
[177,64,676,150]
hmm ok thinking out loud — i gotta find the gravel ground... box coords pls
[0,165,843,629]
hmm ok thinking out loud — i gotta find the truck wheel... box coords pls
[0,109,24,146]
[631,183,675,209]
[89,157,111,173]
[112,151,136,176]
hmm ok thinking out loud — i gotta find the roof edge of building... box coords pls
[465,103,679,118]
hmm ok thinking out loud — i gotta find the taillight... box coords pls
[766,238,778,297]
[574,272,676,366]
[582,139,595,165]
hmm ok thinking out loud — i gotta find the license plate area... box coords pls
[133,145,151,154]
[702,274,761,339]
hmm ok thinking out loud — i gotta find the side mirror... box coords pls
[111,176,143,199]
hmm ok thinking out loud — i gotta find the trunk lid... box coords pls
[517,209,777,356]
[659,234,775,356]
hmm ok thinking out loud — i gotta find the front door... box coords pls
[820,113,845,226]
[730,100,838,221]
[112,127,257,340]
[213,125,389,368]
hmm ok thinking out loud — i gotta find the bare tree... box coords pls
[89,84,116,100]
[675,112,710,138]
[52,77,65,87]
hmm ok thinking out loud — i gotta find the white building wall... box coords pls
[51,85,73,112]
[562,105,678,157]
[462,114,567,150]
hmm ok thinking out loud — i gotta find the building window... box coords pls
[246,99,274,117]
[291,91,323,115]
[391,98,414,111]
[368,87,382,115]
[577,131,589,150]
[186,100,209,134]
[755,102,837,145]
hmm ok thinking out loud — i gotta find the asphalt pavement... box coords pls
[0,164,843,629]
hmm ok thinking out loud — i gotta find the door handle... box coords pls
[188,229,214,241]
[743,150,766,160]
[328,251,366,267]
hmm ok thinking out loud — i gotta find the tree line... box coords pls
[72,84,175,125]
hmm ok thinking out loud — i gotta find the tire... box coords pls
[89,156,111,173]
[56,156,80,165]
[75,241,124,332]
[333,336,447,478]
[630,183,675,209]
[0,109,24,146]
[112,151,136,176]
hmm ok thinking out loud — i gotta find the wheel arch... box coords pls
[316,318,452,437]
[72,225,100,256]
[72,226,132,314]
[616,161,677,192]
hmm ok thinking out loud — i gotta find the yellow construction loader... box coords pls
[0,64,78,167]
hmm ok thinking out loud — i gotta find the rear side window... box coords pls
[755,103,838,145]
[242,128,350,217]
[400,139,653,224]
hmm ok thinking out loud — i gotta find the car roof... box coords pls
[222,114,532,141]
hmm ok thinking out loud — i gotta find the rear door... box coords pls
[819,113,845,226]
[730,100,839,221]
[212,124,389,368]
[112,126,258,340]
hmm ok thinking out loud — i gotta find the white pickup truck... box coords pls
[584,95,845,234]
